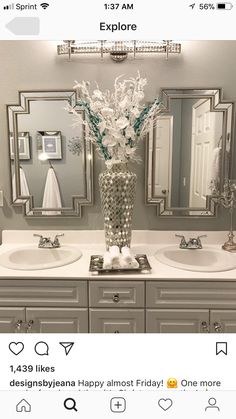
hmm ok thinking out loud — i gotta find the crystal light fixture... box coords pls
[57,40,181,62]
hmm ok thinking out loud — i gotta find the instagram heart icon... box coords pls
[158,398,173,411]
[9,342,24,355]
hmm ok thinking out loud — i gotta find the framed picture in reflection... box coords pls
[38,131,62,160]
[10,132,30,160]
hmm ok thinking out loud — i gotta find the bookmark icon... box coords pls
[59,342,74,356]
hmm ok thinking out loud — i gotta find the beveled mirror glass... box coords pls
[146,89,234,217]
[7,91,93,217]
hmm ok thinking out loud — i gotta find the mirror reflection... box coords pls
[146,89,234,217]
[8,91,93,217]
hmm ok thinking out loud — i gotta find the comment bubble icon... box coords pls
[34,341,49,356]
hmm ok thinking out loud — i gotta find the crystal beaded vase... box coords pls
[99,163,137,249]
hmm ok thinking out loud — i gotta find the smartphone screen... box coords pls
[0,0,235,417]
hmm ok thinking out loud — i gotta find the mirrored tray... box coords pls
[89,254,152,275]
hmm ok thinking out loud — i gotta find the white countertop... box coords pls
[0,230,236,281]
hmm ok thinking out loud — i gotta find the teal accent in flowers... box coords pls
[134,99,160,136]
[79,100,111,160]
[72,75,163,165]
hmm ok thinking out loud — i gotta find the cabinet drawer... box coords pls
[146,282,236,309]
[146,309,209,333]
[0,280,87,307]
[90,309,145,333]
[89,281,144,308]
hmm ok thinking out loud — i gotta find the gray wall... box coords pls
[0,40,235,235]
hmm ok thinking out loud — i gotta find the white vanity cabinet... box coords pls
[210,311,236,333]
[89,281,145,333]
[146,309,210,333]
[0,307,25,332]
[0,280,88,333]
[146,282,236,333]
[0,279,236,333]
[90,309,145,333]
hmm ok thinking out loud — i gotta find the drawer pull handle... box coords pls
[201,321,209,333]
[15,320,23,332]
[214,322,223,333]
[112,293,120,303]
[26,320,34,332]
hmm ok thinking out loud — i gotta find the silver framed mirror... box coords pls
[145,88,234,217]
[7,90,93,217]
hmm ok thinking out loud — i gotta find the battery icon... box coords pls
[217,2,233,9]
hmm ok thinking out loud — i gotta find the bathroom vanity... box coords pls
[0,231,235,334]
[1,279,236,333]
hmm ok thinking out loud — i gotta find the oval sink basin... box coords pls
[155,246,236,272]
[0,245,82,270]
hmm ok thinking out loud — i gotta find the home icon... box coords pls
[16,399,31,412]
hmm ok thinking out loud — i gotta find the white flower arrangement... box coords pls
[69,73,162,167]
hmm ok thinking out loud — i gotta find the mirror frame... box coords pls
[145,88,235,217]
[7,90,94,217]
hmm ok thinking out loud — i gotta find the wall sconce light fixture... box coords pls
[57,40,181,62]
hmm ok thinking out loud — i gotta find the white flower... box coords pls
[101,107,114,117]
[91,101,103,112]
[107,128,122,139]
[126,146,136,155]
[74,80,90,98]
[92,89,103,101]
[98,120,106,133]
[116,117,129,130]
[102,135,117,147]
[119,96,129,110]
[70,73,161,166]
[130,108,141,117]
[118,136,127,147]
[133,91,144,102]
[73,81,82,90]
[125,126,135,140]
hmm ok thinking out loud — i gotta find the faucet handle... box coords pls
[175,234,185,239]
[175,234,187,248]
[53,233,64,247]
[54,233,64,240]
[175,234,186,242]
[33,233,43,238]
[195,234,207,249]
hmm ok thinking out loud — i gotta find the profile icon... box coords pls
[205,398,220,412]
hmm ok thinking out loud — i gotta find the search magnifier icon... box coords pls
[64,398,78,412]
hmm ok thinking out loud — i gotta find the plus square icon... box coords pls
[110,397,126,413]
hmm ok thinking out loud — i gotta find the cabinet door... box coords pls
[0,308,25,333]
[26,308,88,333]
[90,309,145,333]
[210,310,236,333]
[146,309,209,333]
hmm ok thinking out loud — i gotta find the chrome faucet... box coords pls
[175,234,207,250]
[34,233,64,248]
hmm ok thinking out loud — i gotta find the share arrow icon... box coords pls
[59,342,74,355]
